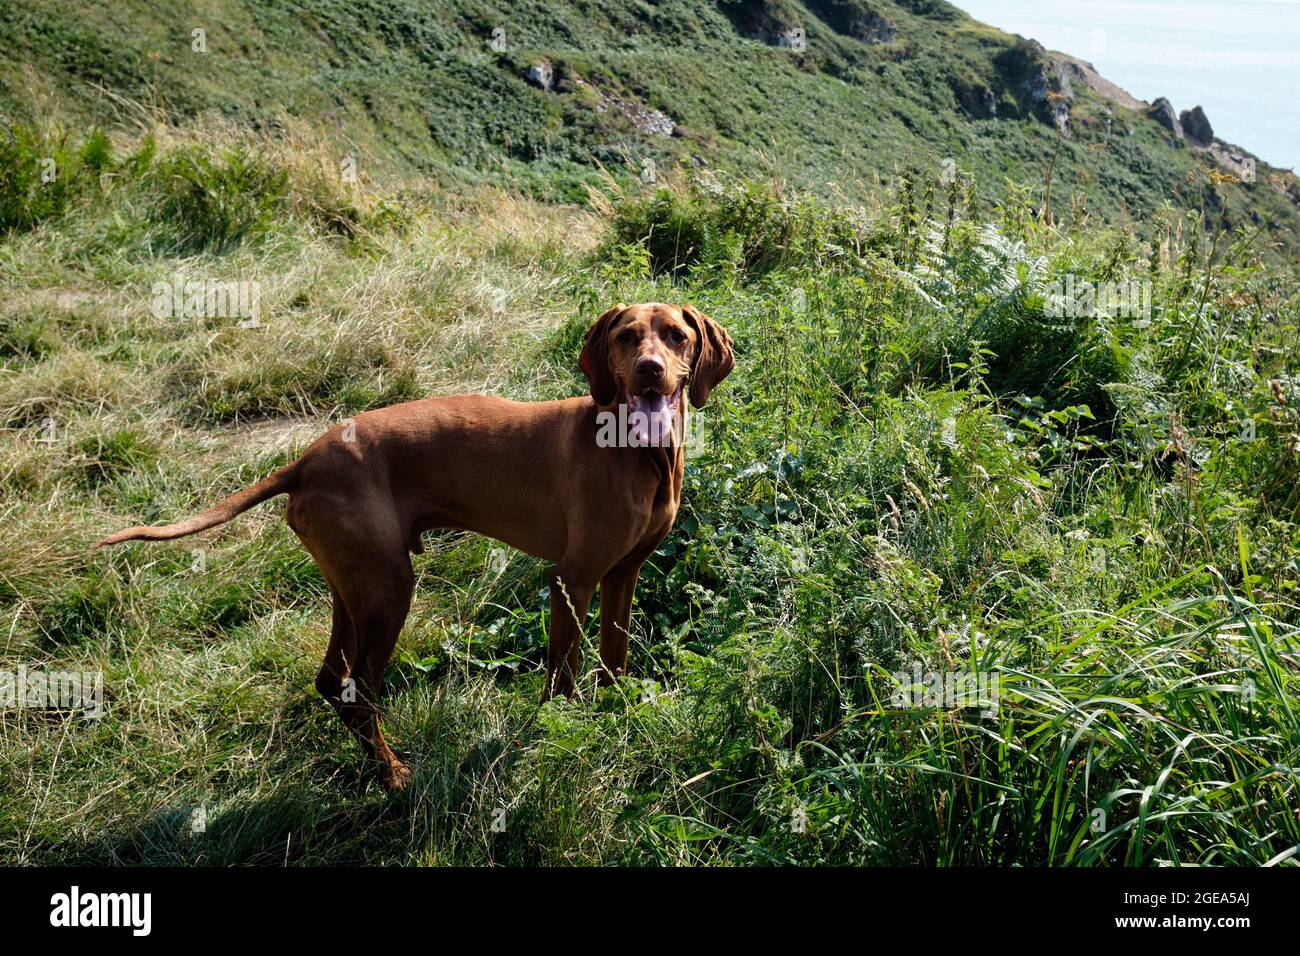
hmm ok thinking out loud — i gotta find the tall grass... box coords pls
[1,129,1297,865]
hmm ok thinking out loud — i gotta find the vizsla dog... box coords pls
[97,303,734,790]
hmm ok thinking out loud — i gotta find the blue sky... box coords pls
[955,0,1300,171]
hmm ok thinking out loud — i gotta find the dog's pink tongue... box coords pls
[640,392,670,445]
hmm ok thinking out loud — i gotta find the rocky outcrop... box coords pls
[1050,98,1071,137]
[952,79,998,119]
[1033,64,1074,137]
[1048,64,1073,136]
[524,62,553,90]
[595,88,678,136]
[1149,97,1183,140]
[1207,141,1256,182]
[994,41,1078,136]
[852,11,895,43]
[560,73,682,137]
[804,1,895,44]
[1144,98,1258,185]
[718,0,808,50]
[1179,105,1213,147]
[1051,53,1144,111]
[1024,64,1050,106]
[1019,60,1252,187]
[772,25,807,49]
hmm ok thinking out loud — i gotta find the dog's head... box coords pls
[580,303,735,439]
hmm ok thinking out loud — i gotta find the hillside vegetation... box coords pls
[3,0,1299,255]
[1,2,1299,865]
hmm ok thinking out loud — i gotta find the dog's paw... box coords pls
[379,759,413,793]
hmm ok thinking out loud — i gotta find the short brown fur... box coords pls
[96,303,734,790]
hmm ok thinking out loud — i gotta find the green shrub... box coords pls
[0,123,113,233]
[146,146,289,254]
[604,178,868,277]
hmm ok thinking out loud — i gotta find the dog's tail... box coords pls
[94,461,301,549]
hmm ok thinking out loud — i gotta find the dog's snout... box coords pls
[635,356,665,380]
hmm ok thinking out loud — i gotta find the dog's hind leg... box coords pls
[331,550,415,792]
[293,500,415,791]
[314,584,359,726]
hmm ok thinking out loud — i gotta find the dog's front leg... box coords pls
[543,565,597,700]
[596,558,645,686]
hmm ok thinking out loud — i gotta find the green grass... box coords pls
[3,1,1298,261]
[1,103,1298,864]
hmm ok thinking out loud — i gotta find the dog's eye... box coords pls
[617,329,636,345]
[668,328,687,345]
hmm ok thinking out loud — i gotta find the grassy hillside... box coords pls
[3,0,1299,257]
[2,2,1299,865]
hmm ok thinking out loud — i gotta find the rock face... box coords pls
[1212,144,1255,182]
[1024,66,1050,106]
[851,12,895,43]
[1049,64,1073,136]
[772,25,807,49]
[524,62,553,90]
[563,74,681,137]
[1051,99,1071,137]
[802,1,895,44]
[1180,105,1214,147]
[718,0,807,50]
[1051,54,1145,111]
[1022,62,1073,136]
[1052,67,1074,102]
[1149,97,1183,139]
[997,43,1078,136]
[592,88,678,137]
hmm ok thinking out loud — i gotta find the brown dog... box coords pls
[96,303,734,790]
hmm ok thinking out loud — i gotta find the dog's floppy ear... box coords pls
[682,305,735,408]
[579,304,626,406]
